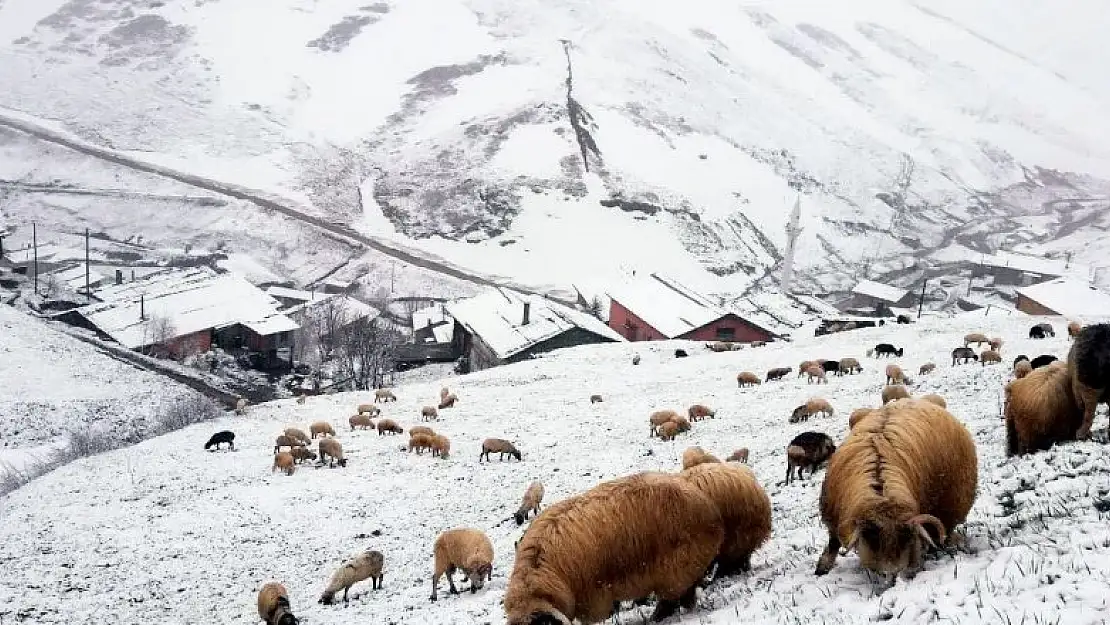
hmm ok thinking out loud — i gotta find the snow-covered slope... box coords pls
[3,314,1109,624]
[1,0,1109,295]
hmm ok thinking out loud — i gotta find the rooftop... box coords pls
[265,285,319,305]
[851,279,910,304]
[606,273,732,338]
[1016,278,1110,317]
[977,251,1091,279]
[412,304,454,344]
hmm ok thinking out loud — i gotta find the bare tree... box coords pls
[141,314,176,357]
[336,319,399,390]
[586,295,604,320]
[292,296,351,364]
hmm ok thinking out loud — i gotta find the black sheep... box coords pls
[1029,323,1055,339]
[951,347,979,365]
[674,349,688,358]
[822,360,841,375]
[785,432,836,484]
[1013,354,1029,367]
[1068,323,1110,439]
[873,343,904,357]
[204,430,235,451]
[896,315,912,324]
[789,404,809,423]
[1031,354,1059,369]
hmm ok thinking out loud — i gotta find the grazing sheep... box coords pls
[421,406,439,422]
[980,349,1002,366]
[785,432,836,485]
[1068,323,1110,440]
[681,446,721,470]
[356,403,380,417]
[658,421,680,441]
[649,409,680,437]
[766,366,792,381]
[1068,320,1083,340]
[726,448,749,463]
[258,582,298,625]
[805,365,828,384]
[274,435,306,454]
[590,394,603,404]
[822,360,841,376]
[671,415,692,433]
[814,399,977,577]
[839,358,863,375]
[920,393,947,409]
[805,397,835,419]
[204,430,235,451]
[632,354,641,365]
[284,428,311,446]
[897,315,912,324]
[235,398,249,415]
[674,349,688,358]
[514,481,545,525]
[989,337,1003,352]
[750,341,767,348]
[1034,322,1056,338]
[789,404,810,424]
[688,404,716,422]
[318,438,347,468]
[272,452,296,476]
[431,434,451,459]
[1014,359,1033,379]
[679,462,771,576]
[290,447,317,464]
[885,364,906,385]
[376,419,403,435]
[1032,354,1059,369]
[882,384,911,404]
[440,387,451,400]
[963,333,990,348]
[409,426,435,438]
[349,414,374,430]
[374,388,397,402]
[439,394,458,410]
[736,371,761,387]
[431,528,494,601]
[707,341,734,352]
[1006,361,1083,454]
[874,343,904,357]
[480,438,522,462]
[919,363,936,376]
[848,407,875,429]
[503,472,724,624]
[319,550,384,604]
[408,433,434,454]
[309,421,336,439]
[951,347,979,366]
[798,360,817,378]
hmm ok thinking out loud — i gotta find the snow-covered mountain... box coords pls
[1,0,1109,296]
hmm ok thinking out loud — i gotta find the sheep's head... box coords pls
[337,458,348,468]
[464,560,492,590]
[847,513,945,575]
[789,405,807,423]
[511,611,572,625]
[275,613,299,625]
[514,511,526,526]
[510,449,522,461]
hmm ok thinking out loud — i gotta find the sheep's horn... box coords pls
[908,514,946,549]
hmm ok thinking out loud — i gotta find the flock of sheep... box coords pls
[247,318,1108,625]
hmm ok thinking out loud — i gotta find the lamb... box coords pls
[374,388,397,402]
[963,332,990,348]
[725,448,749,463]
[658,421,680,441]
[980,349,1002,366]
[814,399,978,577]
[687,404,716,422]
[257,581,298,625]
[438,394,458,410]
[838,358,862,375]
[430,528,494,601]
[918,363,936,376]
[309,421,336,439]
[885,364,906,385]
[590,394,603,404]
[805,397,835,418]
[421,406,439,422]
[409,426,435,438]
[678,462,772,576]
[235,397,249,415]
[431,434,451,459]
[318,438,348,468]
[204,430,235,451]
[785,432,836,485]
[272,452,296,476]
[766,367,792,381]
[274,435,307,454]
[480,438,522,462]
[284,428,311,446]
[1005,361,1083,455]
[1014,359,1033,379]
[349,414,374,430]
[848,407,875,429]
[290,447,317,464]
[798,360,816,377]
[514,481,545,525]
[408,433,434,454]
[989,337,1003,352]
[319,550,384,604]
[882,384,911,404]
[736,371,761,387]
[503,472,724,624]
[1030,322,1055,338]
[649,409,680,437]
[920,393,947,409]
[681,446,721,470]
[1031,354,1059,369]
[805,365,828,384]
[874,343,904,357]
[1068,323,1110,440]
[376,419,403,435]
[356,403,380,417]
[1068,320,1083,340]
[951,347,978,365]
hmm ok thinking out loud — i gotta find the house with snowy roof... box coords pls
[605,272,777,343]
[973,251,1091,287]
[1015,278,1110,317]
[446,288,624,372]
[843,279,915,314]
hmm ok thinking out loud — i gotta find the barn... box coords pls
[606,272,776,343]
[1015,278,1110,317]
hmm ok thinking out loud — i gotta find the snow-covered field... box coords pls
[0,305,206,473]
[3,314,1110,624]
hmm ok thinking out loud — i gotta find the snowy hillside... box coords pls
[3,314,1110,624]
[1,0,1109,296]
[0,305,208,474]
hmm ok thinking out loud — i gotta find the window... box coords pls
[715,327,736,340]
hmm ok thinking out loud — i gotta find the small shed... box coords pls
[265,285,318,310]
[845,279,915,314]
[1015,278,1110,317]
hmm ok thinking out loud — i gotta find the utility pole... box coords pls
[390,261,396,294]
[780,195,803,294]
[917,277,927,319]
[84,227,91,301]
[32,221,38,295]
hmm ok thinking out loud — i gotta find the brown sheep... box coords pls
[1068,323,1110,440]
[374,388,397,402]
[376,419,403,435]
[590,394,603,404]
[309,421,336,439]
[688,404,716,422]
[349,414,374,431]
[1068,320,1082,340]
[258,581,297,625]
[708,341,735,352]
[920,393,947,409]
[838,358,862,375]
[918,363,936,376]
[431,434,451,459]
[319,550,384,604]
[885,364,905,385]
[438,394,458,410]
[806,365,828,384]
[681,446,721,470]
[356,403,380,417]
[409,433,434,454]
[814,399,978,577]
[736,371,761,387]
[274,435,306,454]
[672,415,692,433]
[284,428,311,446]
[272,452,296,476]
[290,447,317,464]
[1006,361,1084,455]
[480,438,522,462]
[725,448,749,463]
[980,349,1002,366]
[798,360,817,378]
[805,397,835,419]
[409,426,435,438]
[882,384,911,404]
[649,409,679,437]
[503,472,724,624]
[421,406,439,422]
[658,421,680,441]
[1014,359,1033,379]
[431,528,494,601]
[964,332,990,348]
[766,366,792,381]
[989,337,1003,352]
[848,407,875,429]
[678,462,771,576]
[514,481,545,525]
[319,438,348,468]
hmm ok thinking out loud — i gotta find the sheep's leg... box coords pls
[430,573,440,602]
[1075,385,1102,440]
[651,599,680,622]
[343,586,350,603]
[815,530,841,575]
[446,566,459,594]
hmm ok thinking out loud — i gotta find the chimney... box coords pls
[115,269,123,285]
[522,301,531,325]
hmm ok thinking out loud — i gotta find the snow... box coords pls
[413,304,455,344]
[3,314,1110,623]
[264,285,319,305]
[46,264,105,290]
[851,279,910,304]
[1015,278,1110,318]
